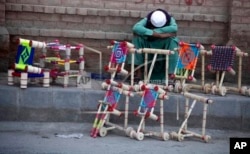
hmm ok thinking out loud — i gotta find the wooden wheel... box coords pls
[129,130,136,139]
[99,127,107,137]
[174,80,181,93]
[169,131,178,140]
[211,85,217,94]
[177,134,184,142]
[219,86,227,96]
[203,84,211,94]
[125,127,134,136]
[203,135,211,143]
[136,132,144,141]
[162,132,170,141]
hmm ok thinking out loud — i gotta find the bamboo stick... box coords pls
[141,48,174,55]
[184,98,189,131]
[202,104,208,136]
[144,53,148,83]
[160,100,164,133]
[238,53,243,89]
[165,53,169,86]
[183,92,213,104]
[178,100,197,135]
[147,53,158,82]
[131,53,135,86]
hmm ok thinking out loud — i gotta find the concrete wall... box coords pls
[229,0,250,81]
[0,0,9,72]
[1,0,250,82]
[0,85,250,131]
[0,0,5,25]
[4,0,230,43]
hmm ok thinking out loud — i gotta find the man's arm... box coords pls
[154,17,178,33]
[133,17,177,38]
[132,18,154,36]
[152,32,176,38]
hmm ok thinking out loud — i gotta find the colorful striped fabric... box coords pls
[15,44,34,67]
[110,42,128,64]
[103,87,121,109]
[13,40,44,78]
[90,86,122,138]
[210,46,235,71]
[176,43,200,70]
[140,88,159,109]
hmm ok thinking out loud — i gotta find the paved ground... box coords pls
[0,122,250,154]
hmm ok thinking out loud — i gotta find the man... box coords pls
[127,8,179,83]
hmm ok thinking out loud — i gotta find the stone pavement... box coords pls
[0,122,250,154]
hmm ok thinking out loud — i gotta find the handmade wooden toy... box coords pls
[122,46,175,141]
[106,41,135,79]
[170,92,213,142]
[9,38,89,88]
[203,45,249,96]
[126,81,169,141]
[170,42,204,93]
[90,41,135,138]
[90,81,134,138]
[8,38,50,88]
[127,47,175,91]
[42,40,86,87]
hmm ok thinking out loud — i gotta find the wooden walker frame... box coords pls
[90,41,135,138]
[170,92,213,142]
[170,42,204,93]
[91,41,216,142]
[8,38,91,88]
[126,81,169,141]
[197,45,249,96]
[8,38,50,88]
[90,81,134,138]
[13,39,250,142]
[40,40,87,88]
[125,47,174,141]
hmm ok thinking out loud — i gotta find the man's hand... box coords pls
[152,32,176,38]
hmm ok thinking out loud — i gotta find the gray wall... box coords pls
[0,0,250,82]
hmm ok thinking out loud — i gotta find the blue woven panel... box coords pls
[104,88,121,105]
[15,45,35,65]
[111,42,127,64]
[140,88,158,109]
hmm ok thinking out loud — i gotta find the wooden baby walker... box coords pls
[90,81,134,138]
[41,40,86,88]
[126,81,169,141]
[8,38,50,88]
[170,92,213,142]
[125,47,175,141]
[170,41,204,93]
[203,45,249,96]
[90,41,135,138]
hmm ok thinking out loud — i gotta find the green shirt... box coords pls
[132,17,178,36]
[127,16,179,81]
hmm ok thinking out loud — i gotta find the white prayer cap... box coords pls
[150,10,167,28]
